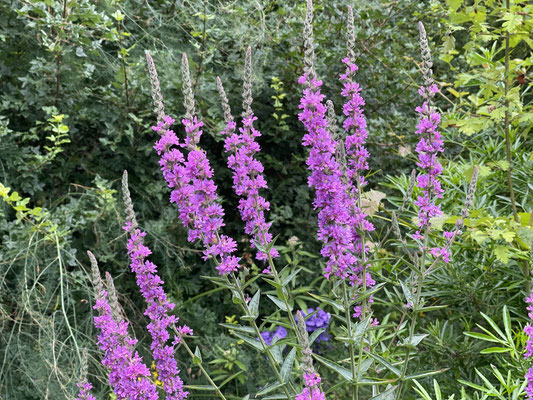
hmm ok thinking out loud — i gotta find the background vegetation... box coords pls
[0,0,531,399]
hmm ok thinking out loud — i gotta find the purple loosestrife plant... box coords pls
[525,294,533,399]
[151,53,241,276]
[146,52,298,399]
[412,22,449,263]
[217,47,279,273]
[339,5,377,321]
[298,2,359,282]
[121,171,190,400]
[88,251,159,400]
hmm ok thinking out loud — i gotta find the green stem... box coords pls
[226,274,297,398]
[504,0,518,224]
[178,334,227,400]
[342,281,357,400]
[396,228,427,399]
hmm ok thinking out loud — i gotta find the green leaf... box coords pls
[280,347,296,382]
[479,347,511,354]
[267,294,293,312]
[464,331,502,343]
[248,290,260,319]
[446,0,461,12]
[219,324,256,334]
[255,381,283,397]
[308,293,344,312]
[401,334,428,348]
[501,12,522,33]
[193,346,202,364]
[183,385,216,391]
[369,386,397,400]
[313,354,353,381]
[233,332,263,351]
[494,244,510,264]
[405,369,448,380]
[363,350,401,377]
[308,328,325,345]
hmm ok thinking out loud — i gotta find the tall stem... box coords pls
[396,229,427,399]
[504,0,518,224]
[177,334,227,400]
[226,275,297,398]
[342,282,357,400]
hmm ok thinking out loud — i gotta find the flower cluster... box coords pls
[153,115,241,275]
[524,294,533,399]
[76,381,95,400]
[123,221,190,400]
[412,22,449,263]
[260,326,287,346]
[298,74,360,282]
[93,290,158,400]
[339,51,377,317]
[297,308,330,343]
[296,372,326,400]
[221,113,279,270]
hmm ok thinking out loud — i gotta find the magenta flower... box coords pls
[93,290,158,400]
[76,381,95,400]
[412,22,450,263]
[153,116,241,276]
[123,221,190,399]
[296,371,326,400]
[221,113,279,272]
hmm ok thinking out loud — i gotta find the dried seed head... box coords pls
[181,53,196,121]
[303,0,316,83]
[391,211,401,238]
[242,46,253,118]
[80,348,89,383]
[105,271,123,323]
[145,51,165,122]
[417,22,434,90]
[87,251,104,300]
[326,99,338,139]
[347,6,356,63]
[217,77,233,124]
[122,170,138,230]
[407,169,417,199]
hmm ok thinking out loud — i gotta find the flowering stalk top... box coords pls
[149,53,241,276]
[88,251,159,400]
[121,171,190,400]
[412,22,449,263]
[217,48,279,273]
[298,1,374,292]
[338,6,376,320]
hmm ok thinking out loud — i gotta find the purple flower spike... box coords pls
[76,381,95,400]
[123,216,190,399]
[152,116,241,276]
[88,252,158,400]
[413,22,449,263]
[217,48,279,274]
[222,113,279,269]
